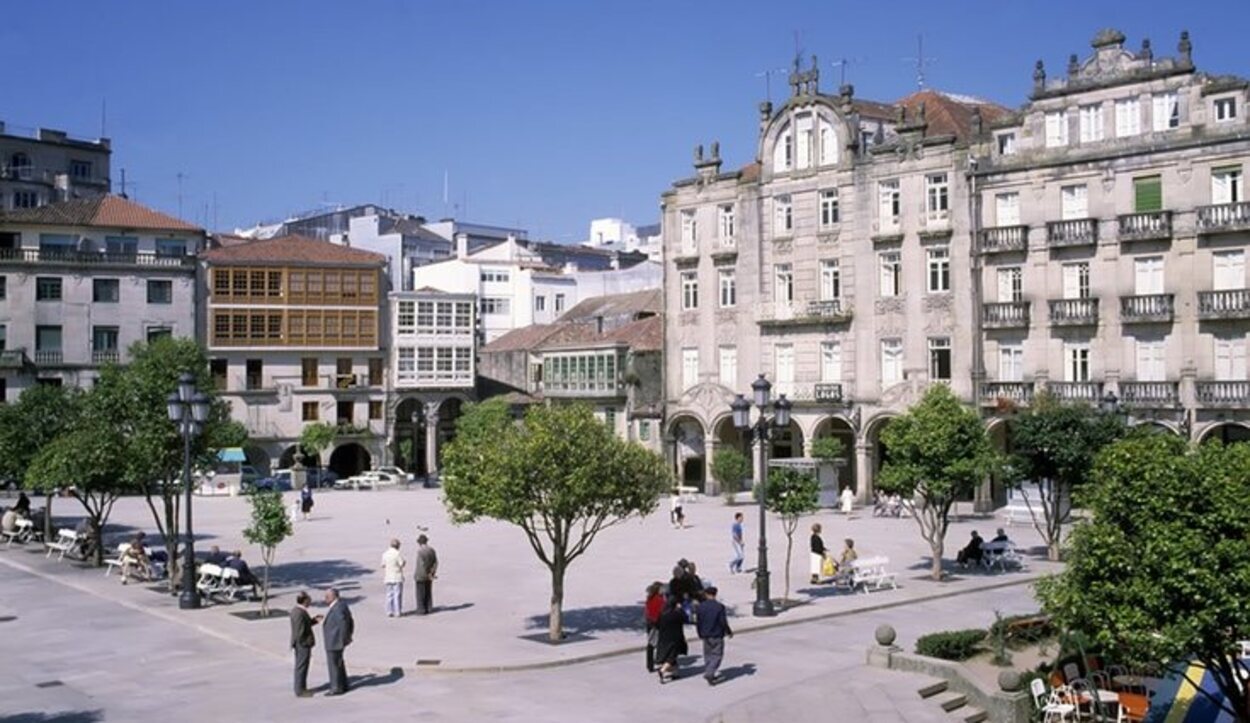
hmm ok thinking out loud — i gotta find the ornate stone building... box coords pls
[661,29,1250,507]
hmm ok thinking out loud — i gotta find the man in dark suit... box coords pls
[414,534,438,615]
[322,588,354,696]
[290,591,320,697]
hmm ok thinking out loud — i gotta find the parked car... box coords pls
[307,468,339,488]
[374,466,414,485]
[240,465,261,486]
[339,470,403,490]
[244,475,293,493]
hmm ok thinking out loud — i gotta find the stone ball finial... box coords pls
[840,83,854,99]
[759,101,773,119]
[998,670,1023,692]
[1033,60,1046,85]
[1140,37,1153,61]
[1179,30,1193,63]
[1067,53,1080,76]
[874,624,897,646]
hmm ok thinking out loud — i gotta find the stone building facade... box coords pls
[661,29,1250,506]
[0,121,111,211]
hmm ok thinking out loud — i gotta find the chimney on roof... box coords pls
[456,232,469,259]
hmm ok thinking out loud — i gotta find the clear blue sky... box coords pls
[3,1,1247,241]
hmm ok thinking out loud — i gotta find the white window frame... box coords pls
[1079,103,1104,143]
[879,251,901,297]
[718,346,737,388]
[773,344,794,395]
[880,338,904,386]
[878,179,901,230]
[680,271,699,310]
[1213,250,1246,291]
[1062,262,1091,300]
[1212,166,1243,204]
[774,263,794,305]
[820,259,841,301]
[819,189,839,229]
[1133,256,1165,295]
[1215,96,1238,123]
[820,340,842,382]
[998,344,1024,382]
[717,204,735,246]
[1045,111,1069,148]
[1152,92,1180,131]
[1135,338,1166,382]
[997,266,1023,303]
[818,119,838,165]
[795,112,814,170]
[718,268,736,308]
[774,194,793,237]
[1114,98,1141,138]
[554,293,566,313]
[926,246,951,293]
[534,295,546,312]
[996,132,1016,156]
[995,192,1020,226]
[1215,335,1248,380]
[925,173,949,222]
[680,209,697,253]
[1061,184,1088,220]
[1063,342,1091,382]
[928,337,952,381]
[681,348,699,390]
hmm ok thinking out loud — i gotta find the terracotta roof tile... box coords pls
[896,90,1011,140]
[200,234,386,266]
[0,195,202,232]
[601,316,661,351]
[560,289,661,321]
[482,323,570,353]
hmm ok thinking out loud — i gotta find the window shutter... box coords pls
[1133,176,1163,212]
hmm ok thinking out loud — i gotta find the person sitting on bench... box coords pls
[956,531,985,567]
[225,550,261,598]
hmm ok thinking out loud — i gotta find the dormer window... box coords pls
[1152,92,1180,131]
[680,209,697,254]
[818,118,838,165]
[795,113,813,170]
[1115,98,1141,137]
[996,132,1017,156]
[1045,111,1069,148]
[1215,97,1238,123]
[773,128,793,172]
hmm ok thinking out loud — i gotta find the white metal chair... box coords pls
[196,563,224,597]
[44,529,80,561]
[104,543,130,576]
[218,567,244,600]
[1032,679,1076,722]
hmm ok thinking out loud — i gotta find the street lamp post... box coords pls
[166,372,210,610]
[731,374,792,618]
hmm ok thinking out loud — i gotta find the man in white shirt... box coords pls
[380,538,406,618]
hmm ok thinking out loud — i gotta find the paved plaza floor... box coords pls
[0,489,1054,721]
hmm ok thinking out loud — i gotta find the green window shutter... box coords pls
[1134,176,1163,212]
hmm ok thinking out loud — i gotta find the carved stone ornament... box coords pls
[678,382,737,415]
[874,297,906,316]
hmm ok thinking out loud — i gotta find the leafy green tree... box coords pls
[1038,436,1250,722]
[878,385,999,580]
[298,422,337,469]
[25,416,130,565]
[711,447,751,503]
[91,337,242,590]
[442,400,670,641]
[1009,392,1126,560]
[242,491,293,616]
[0,385,83,539]
[765,465,820,604]
[810,436,846,462]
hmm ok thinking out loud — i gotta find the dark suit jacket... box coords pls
[323,600,354,651]
[414,545,438,581]
[290,606,316,649]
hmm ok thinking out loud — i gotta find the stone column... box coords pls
[855,441,873,505]
[424,402,440,478]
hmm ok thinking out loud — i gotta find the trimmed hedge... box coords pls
[915,629,988,661]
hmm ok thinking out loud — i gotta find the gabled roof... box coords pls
[0,195,202,232]
[895,90,1012,140]
[600,316,661,352]
[560,289,661,321]
[200,234,386,266]
[482,323,570,353]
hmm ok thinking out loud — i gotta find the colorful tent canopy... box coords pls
[1146,658,1247,723]
[217,448,246,463]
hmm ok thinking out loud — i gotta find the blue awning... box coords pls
[217,448,246,463]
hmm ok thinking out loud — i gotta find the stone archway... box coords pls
[392,397,426,476]
[243,444,271,477]
[329,442,372,480]
[1200,422,1250,445]
[864,414,898,502]
[812,416,856,493]
[279,444,320,471]
[436,397,464,472]
[770,420,804,460]
[667,414,707,493]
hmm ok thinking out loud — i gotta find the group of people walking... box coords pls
[644,559,733,685]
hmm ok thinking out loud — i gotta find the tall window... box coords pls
[1061,184,1088,220]
[820,260,840,300]
[879,252,901,297]
[821,341,841,382]
[818,118,838,165]
[245,359,264,391]
[774,264,793,304]
[773,129,793,172]
[147,279,173,304]
[795,112,813,170]
[680,271,699,310]
[1215,97,1238,123]
[878,179,901,230]
[718,269,736,308]
[91,326,119,353]
[996,132,1016,156]
[928,337,952,381]
[998,344,1024,382]
[302,358,318,386]
[927,247,951,293]
[718,204,735,245]
[1152,92,1179,131]
[773,344,794,395]
[93,278,119,303]
[1079,103,1104,142]
[1133,175,1163,212]
[819,189,839,228]
[1135,339,1166,382]
[680,209,697,253]
[1212,166,1243,204]
[534,295,546,312]
[555,293,566,312]
[925,173,949,222]
[997,266,1023,303]
[1134,256,1164,295]
[302,402,319,422]
[774,194,793,236]
[1114,98,1141,137]
[35,277,62,301]
[681,348,699,390]
[1213,250,1245,291]
[995,192,1020,226]
[719,346,737,388]
[1045,111,1069,147]
[1062,262,1090,299]
[880,339,904,385]
[1063,342,1090,382]
[1215,336,1247,380]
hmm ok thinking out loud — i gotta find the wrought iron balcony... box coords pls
[982,301,1030,329]
[1048,298,1099,326]
[1045,381,1104,403]
[979,225,1029,253]
[756,300,852,328]
[1119,381,1179,407]
[1196,202,1250,235]
[1197,289,1250,320]
[1047,218,1098,247]
[91,349,119,364]
[0,247,196,268]
[980,382,1034,406]
[1117,211,1172,242]
[1119,294,1174,323]
[1196,380,1250,408]
[33,350,63,365]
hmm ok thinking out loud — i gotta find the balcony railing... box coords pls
[1120,294,1175,323]
[756,300,852,327]
[1117,211,1172,242]
[33,350,63,365]
[1119,381,1179,407]
[0,248,196,268]
[1197,289,1250,320]
[1048,298,1099,326]
[775,381,847,404]
[1196,202,1250,234]
[1046,381,1104,403]
[1047,218,1098,247]
[0,348,31,369]
[979,225,1029,253]
[1196,381,1250,408]
[980,382,1034,406]
[982,301,1030,329]
[91,349,119,364]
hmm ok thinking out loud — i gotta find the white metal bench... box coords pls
[850,556,898,593]
[2,518,36,546]
[674,486,698,503]
[196,563,225,597]
[104,543,131,576]
[981,540,1026,572]
[1001,505,1034,527]
[44,528,81,561]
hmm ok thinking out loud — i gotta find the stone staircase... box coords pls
[918,679,989,723]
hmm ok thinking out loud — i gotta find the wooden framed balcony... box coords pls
[1116,211,1172,242]
[1197,289,1250,320]
[979,225,1029,254]
[982,301,1030,329]
[1119,294,1174,324]
[1046,218,1098,248]
[1119,381,1179,408]
[1048,298,1099,326]
[1196,202,1250,235]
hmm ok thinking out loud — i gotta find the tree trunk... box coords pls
[42,493,53,541]
[930,539,944,581]
[783,532,794,605]
[548,562,565,642]
[261,550,272,616]
[91,516,105,567]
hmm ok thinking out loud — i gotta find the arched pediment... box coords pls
[759,96,851,176]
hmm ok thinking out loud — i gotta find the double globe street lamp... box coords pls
[166,372,211,610]
[730,374,792,618]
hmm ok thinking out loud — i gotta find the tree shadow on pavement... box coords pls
[525,605,644,634]
[0,712,105,723]
[265,559,372,589]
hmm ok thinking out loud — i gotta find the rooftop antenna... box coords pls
[754,67,788,104]
[830,57,866,87]
[902,34,938,90]
[100,98,107,138]
[119,168,128,198]
[176,172,187,219]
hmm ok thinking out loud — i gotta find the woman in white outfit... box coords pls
[840,486,855,515]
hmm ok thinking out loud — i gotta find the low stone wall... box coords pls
[866,625,1033,723]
